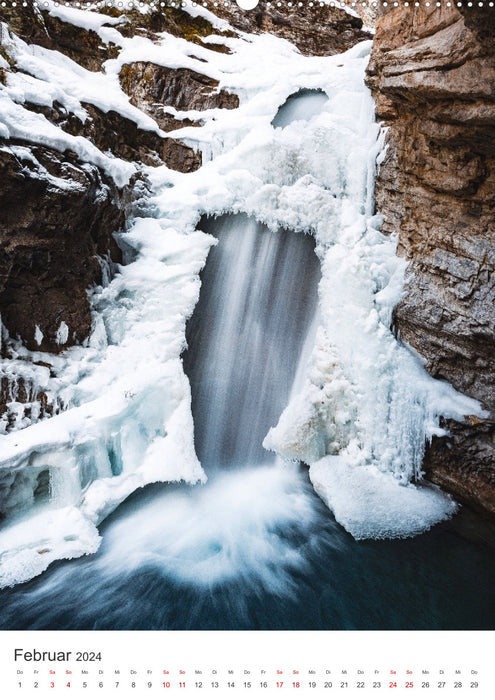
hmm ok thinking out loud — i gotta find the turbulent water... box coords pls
[0,470,495,630]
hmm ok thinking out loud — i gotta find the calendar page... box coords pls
[0,0,494,697]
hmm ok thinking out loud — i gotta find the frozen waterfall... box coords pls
[0,33,485,591]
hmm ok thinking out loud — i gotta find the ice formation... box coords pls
[0,4,483,587]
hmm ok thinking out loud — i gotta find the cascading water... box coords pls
[183,214,320,470]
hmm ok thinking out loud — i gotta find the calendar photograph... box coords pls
[0,0,494,643]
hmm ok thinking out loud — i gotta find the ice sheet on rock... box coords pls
[5,71,88,122]
[0,356,65,435]
[181,3,235,34]
[41,2,124,32]
[0,506,101,588]
[0,89,135,186]
[44,0,234,37]
[310,456,457,540]
[4,28,163,134]
[0,221,210,586]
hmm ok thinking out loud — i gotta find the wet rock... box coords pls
[367,5,495,517]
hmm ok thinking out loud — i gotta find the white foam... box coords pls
[98,464,316,592]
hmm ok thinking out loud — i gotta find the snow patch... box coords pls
[41,2,124,33]
[55,321,69,346]
[6,29,163,134]
[0,89,135,186]
[34,325,43,346]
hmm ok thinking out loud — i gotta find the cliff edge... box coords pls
[367,5,495,517]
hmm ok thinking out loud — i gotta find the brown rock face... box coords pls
[109,5,234,53]
[0,142,127,353]
[0,1,119,71]
[119,62,239,131]
[212,1,371,57]
[0,2,213,366]
[25,100,202,173]
[366,6,495,517]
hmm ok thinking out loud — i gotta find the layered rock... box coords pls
[108,4,235,53]
[366,5,495,517]
[212,0,371,57]
[0,1,221,367]
[0,2,218,432]
[25,100,202,171]
[0,2,119,71]
[119,62,239,131]
[0,142,127,353]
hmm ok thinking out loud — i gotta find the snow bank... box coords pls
[0,506,100,588]
[41,2,124,33]
[7,31,163,134]
[0,79,135,187]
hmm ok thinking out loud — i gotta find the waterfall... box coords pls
[183,214,320,471]
[0,36,484,591]
[0,24,494,632]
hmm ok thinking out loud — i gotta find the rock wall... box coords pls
[210,1,371,57]
[366,5,495,517]
[0,143,127,353]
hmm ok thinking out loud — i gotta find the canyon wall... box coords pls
[366,5,495,516]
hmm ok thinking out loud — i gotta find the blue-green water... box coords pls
[0,469,494,630]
